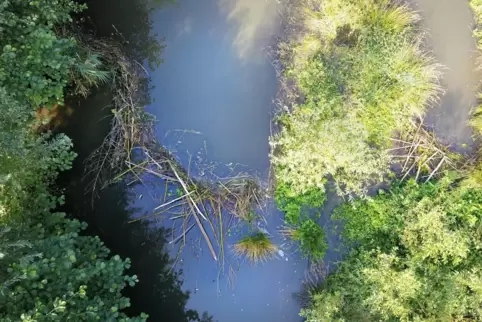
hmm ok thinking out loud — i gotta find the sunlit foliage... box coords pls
[469,0,482,135]
[271,0,440,199]
[302,178,482,321]
[234,232,278,264]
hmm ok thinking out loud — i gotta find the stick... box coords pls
[425,157,445,183]
[168,162,208,221]
[154,192,193,210]
[168,162,218,261]
[169,224,195,245]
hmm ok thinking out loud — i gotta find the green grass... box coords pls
[271,0,441,202]
[291,219,327,261]
[233,232,278,264]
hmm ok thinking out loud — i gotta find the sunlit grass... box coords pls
[272,0,442,199]
[233,232,277,264]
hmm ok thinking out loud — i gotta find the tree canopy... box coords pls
[302,177,482,321]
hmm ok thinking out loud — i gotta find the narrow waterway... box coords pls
[136,1,311,321]
[60,0,482,321]
[415,0,481,152]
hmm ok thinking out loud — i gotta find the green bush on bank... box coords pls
[271,0,440,199]
[0,0,146,320]
[271,0,440,265]
[291,219,327,262]
[302,177,482,321]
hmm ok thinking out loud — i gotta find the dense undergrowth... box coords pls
[271,0,440,261]
[297,0,482,320]
[470,0,482,133]
[302,176,482,321]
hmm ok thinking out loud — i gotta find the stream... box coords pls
[61,0,481,321]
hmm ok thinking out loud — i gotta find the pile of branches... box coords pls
[123,147,264,263]
[72,27,266,264]
[72,32,156,196]
[390,119,459,182]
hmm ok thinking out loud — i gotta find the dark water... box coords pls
[65,0,313,321]
[134,1,312,321]
[61,0,481,321]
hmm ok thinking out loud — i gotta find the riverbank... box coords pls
[295,0,482,319]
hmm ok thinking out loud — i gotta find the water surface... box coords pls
[415,0,481,152]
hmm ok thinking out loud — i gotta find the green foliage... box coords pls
[0,87,146,319]
[0,1,163,319]
[0,214,147,321]
[275,181,325,225]
[469,0,482,135]
[271,0,440,199]
[0,89,76,220]
[291,219,327,261]
[233,232,278,264]
[0,0,87,107]
[70,51,111,97]
[302,178,482,321]
[470,0,482,49]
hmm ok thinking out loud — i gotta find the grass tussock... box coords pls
[271,0,441,201]
[233,232,277,264]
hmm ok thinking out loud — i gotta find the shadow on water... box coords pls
[58,86,211,321]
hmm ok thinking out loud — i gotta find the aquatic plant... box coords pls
[275,181,325,225]
[271,0,441,203]
[233,232,277,264]
[284,219,327,262]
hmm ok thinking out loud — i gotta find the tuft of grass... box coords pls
[291,219,327,262]
[233,232,277,264]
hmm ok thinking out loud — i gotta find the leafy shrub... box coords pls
[0,214,147,321]
[0,89,76,220]
[271,0,440,199]
[275,181,325,225]
[291,219,327,261]
[469,0,482,134]
[0,0,87,107]
[302,178,482,321]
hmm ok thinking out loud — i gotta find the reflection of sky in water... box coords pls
[133,0,315,321]
[147,0,280,176]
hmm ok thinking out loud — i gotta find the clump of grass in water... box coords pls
[281,218,327,262]
[233,232,277,264]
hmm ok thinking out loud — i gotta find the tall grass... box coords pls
[271,0,441,200]
[233,232,277,264]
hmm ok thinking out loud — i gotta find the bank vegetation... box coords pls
[292,0,482,320]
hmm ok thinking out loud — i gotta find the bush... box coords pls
[0,1,148,319]
[275,182,326,225]
[271,0,440,199]
[0,0,87,107]
[0,214,147,321]
[291,219,327,261]
[302,178,482,321]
